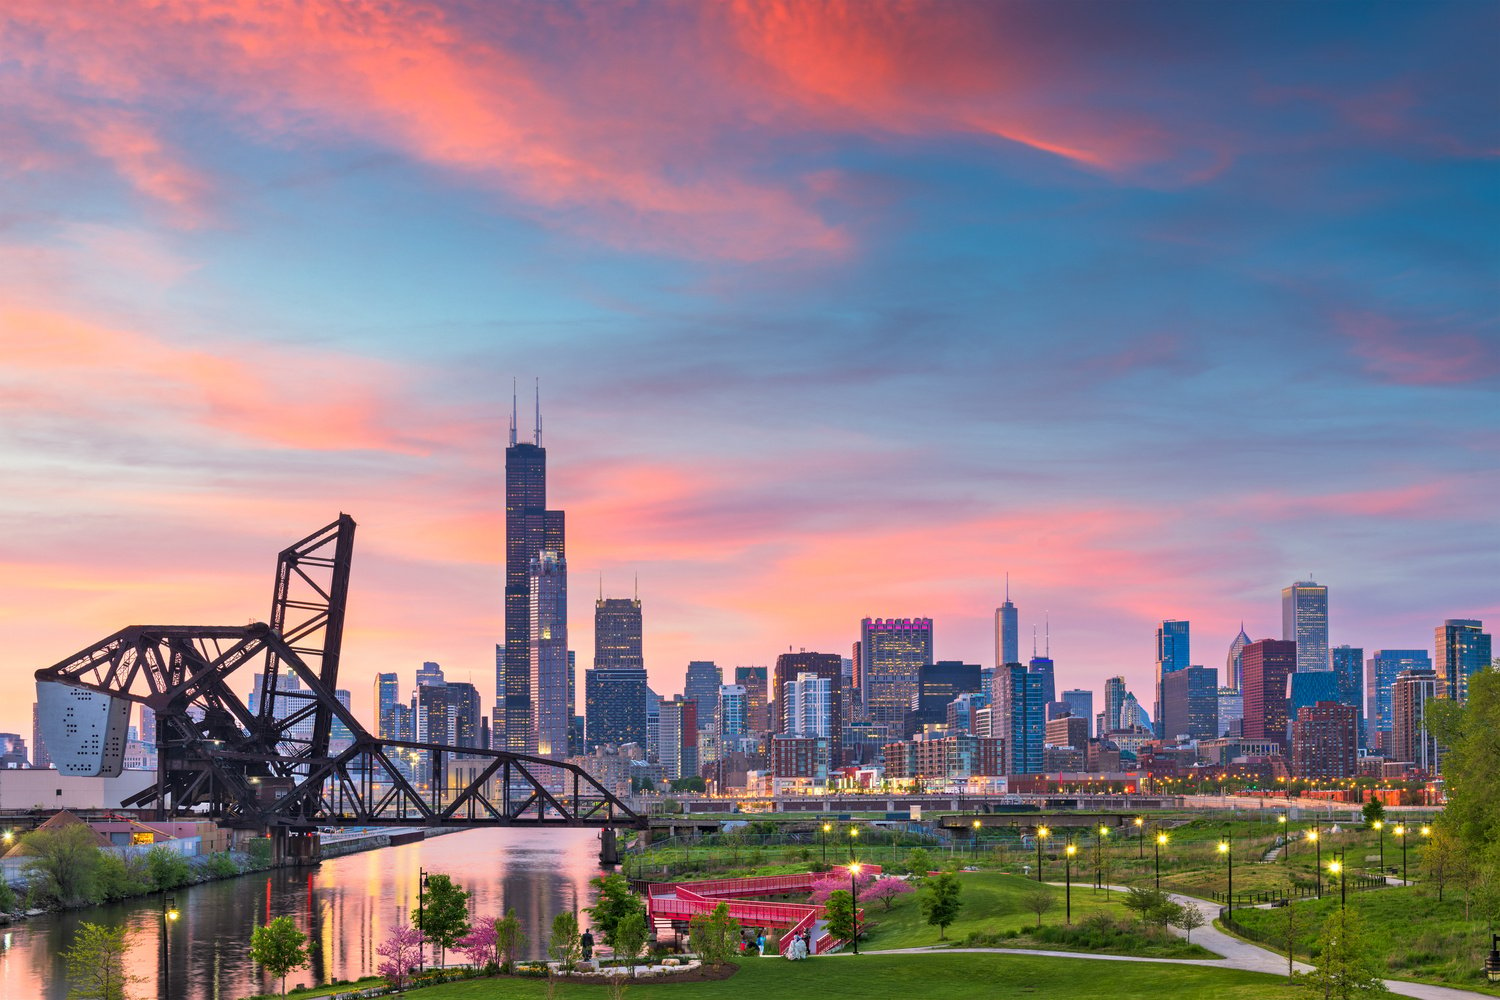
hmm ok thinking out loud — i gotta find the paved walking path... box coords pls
[847,882,1484,1000]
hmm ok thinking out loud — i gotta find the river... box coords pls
[0,827,611,999]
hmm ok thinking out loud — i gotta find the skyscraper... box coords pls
[992,662,1045,774]
[1434,619,1492,704]
[1290,702,1357,779]
[375,672,400,740]
[447,682,482,748]
[1155,619,1190,737]
[416,660,445,687]
[683,661,723,725]
[1060,689,1093,738]
[717,684,748,743]
[859,618,933,731]
[500,386,564,753]
[1160,665,1219,741]
[785,672,834,738]
[1102,676,1127,732]
[585,595,648,750]
[1330,645,1364,743]
[1282,580,1330,672]
[1241,639,1296,749]
[594,597,643,669]
[1226,625,1251,692]
[734,666,769,735]
[529,550,569,756]
[995,576,1019,667]
[1028,655,1055,706]
[1365,649,1432,752]
[772,651,843,762]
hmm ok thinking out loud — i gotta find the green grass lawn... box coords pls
[401,953,1291,1000]
[1230,884,1500,996]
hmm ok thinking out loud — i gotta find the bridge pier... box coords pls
[599,827,619,866]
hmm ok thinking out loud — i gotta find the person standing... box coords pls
[580,928,595,963]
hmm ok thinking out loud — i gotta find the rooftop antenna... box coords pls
[509,378,517,447]
[534,377,542,447]
[1005,572,1011,602]
[599,573,603,601]
[1045,612,1050,657]
[1032,625,1037,658]
[634,572,638,601]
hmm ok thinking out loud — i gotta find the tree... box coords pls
[0,877,15,913]
[250,915,309,997]
[63,921,142,1000]
[456,914,499,971]
[1272,894,1305,982]
[22,824,103,907]
[1019,885,1055,928]
[864,876,916,910]
[905,848,933,876]
[1123,886,1166,928]
[808,870,875,904]
[669,776,706,793]
[1428,662,1500,856]
[824,889,857,943]
[1296,907,1389,999]
[1422,826,1460,902]
[1360,795,1386,829]
[376,921,424,991]
[613,911,649,975]
[549,911,581,970]
[496,908,527,972]
[1170,903,1206,942]
[921,872,964,938]
[413,873,471,969]
[587,873,646,948]
[95,853,150,902]
[144,848,191,891]
[687,902,740,965]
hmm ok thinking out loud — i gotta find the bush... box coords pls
[202,853,241,878]
[96,852,152,901]
[145,848,193,891]
[22,825,103,907]
[248,838,275,868]
[0,879,15,913]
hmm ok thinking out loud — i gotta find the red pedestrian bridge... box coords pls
[645,865,881,956]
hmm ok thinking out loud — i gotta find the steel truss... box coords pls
[33,517,642,832]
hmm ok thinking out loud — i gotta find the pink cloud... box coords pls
[1335,309,1500,385]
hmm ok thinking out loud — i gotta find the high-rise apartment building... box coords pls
[1241,639,1296,750]
[1435,619,1491,704]
[529,551,569,757]
[995,577,1019,667]
[1226,625,1251,692]
[1160,665,1219,741]
[1060,690,1093,738]
[446,682,482,748]
[1365,649,1431,751]
[1282,580,1330,672]
[500,391,564,753]
[733,666,769,735]
[785,672,834,739]
[1330,645,1364,743]
[717,684,748,742]
[992,662,1045,774]
[859,618,933,731]
[1391,669,1440,772]
[1290,702,1357,779]
[1154,619,1191,737]
[773,651,843,761]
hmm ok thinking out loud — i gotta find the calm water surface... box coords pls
[0,827,611,999]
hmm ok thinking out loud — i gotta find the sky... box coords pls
[1,0,1497,737]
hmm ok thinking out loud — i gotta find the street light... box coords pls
[1307,827,1321,898]
[1217,837,1232,910]
[972,819,982,859]
[1155,832,1168,890]
[1096,825,1109,889]
[1065,842,1077,924]
[849,826,859,860]
[1372,820,1384,875]
[821,822,831,865]
[1329,858,1345,909]
[1133,816,1144,859]
[848,862,863,955]
[1393,825,1408,884]
[417,867,429,971]
[164,895,180,922]
[1035,826,1049,882]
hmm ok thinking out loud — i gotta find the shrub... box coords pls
[145,848,192,891]
[202,853,241,879]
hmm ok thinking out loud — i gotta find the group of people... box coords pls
[736,926,816,960]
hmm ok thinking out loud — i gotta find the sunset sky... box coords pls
[2,1,1496,736]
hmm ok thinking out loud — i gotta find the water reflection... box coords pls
[0,827,610,1000]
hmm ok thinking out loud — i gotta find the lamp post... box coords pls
[1217,837,1232,910]
[1329,857,1345,909]
[1095,825,1109,889]
[821,822,831,866]
[1035,826,1049,882]
[849,862,862,955]
[848,826,859,860]
[1277,813,1289,869]
[1065,841,1076,924]
[1393,825,1407,884]
[1155,832,1167,890]
[163,894,178,997]
[1134,816,1144,859]
[417,867,429,971]
[1484,933,1500,984]
[972,819,982,859]
[1308,827,1321,898]
[1372,819,1384,875]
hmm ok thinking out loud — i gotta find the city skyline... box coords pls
[2,1,1497,734]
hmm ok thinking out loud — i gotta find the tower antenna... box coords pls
[509,378,517,447]
[1005,572,1010,602]
[534,377,542,446]
[1045,612,1050,657]
[1032,625,1037,658]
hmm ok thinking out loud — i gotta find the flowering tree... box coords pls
[808,871,876,904]
[457,914,500,970]
[863,877,916,910]
[377,921,425,991]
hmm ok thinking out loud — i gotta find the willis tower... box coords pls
[499,383,564,753]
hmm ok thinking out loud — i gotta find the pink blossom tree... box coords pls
[456,915,500,970]
[863,877,916,910]
[376,921,425,991]
[808,871,876,904]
